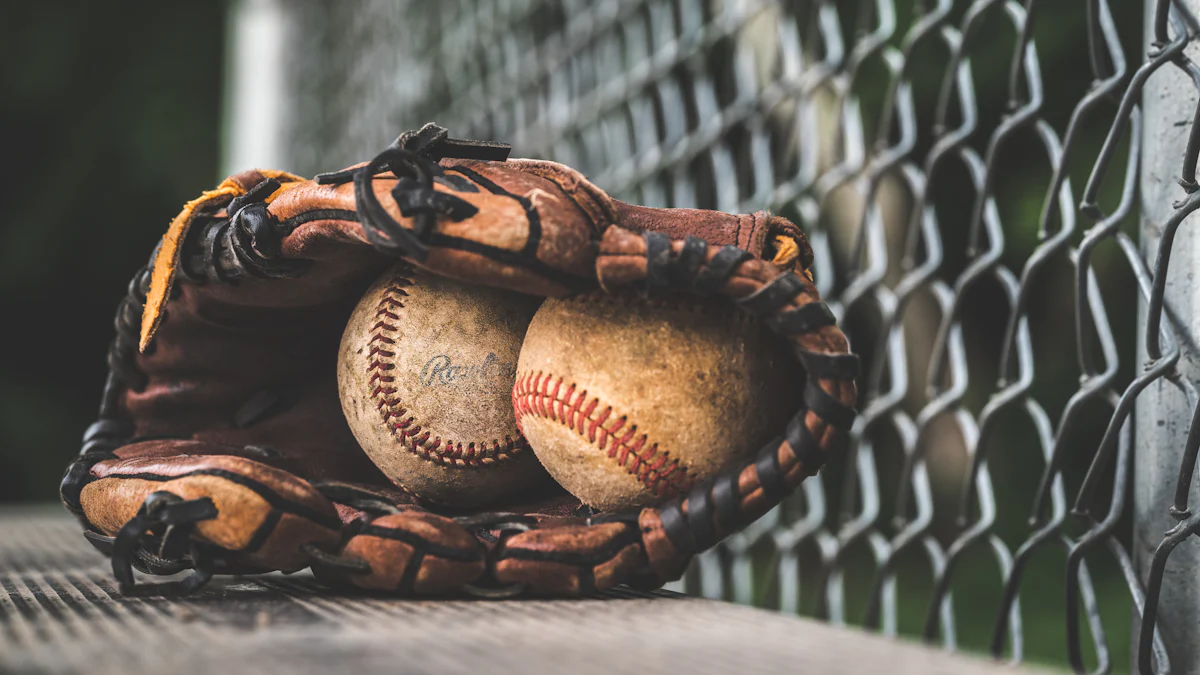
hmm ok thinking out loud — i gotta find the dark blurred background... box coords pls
[0,2,227,502]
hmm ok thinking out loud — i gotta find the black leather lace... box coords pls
[315,123,510,261]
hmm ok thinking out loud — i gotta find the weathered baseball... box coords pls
[338,262,550,508]
[513,291,802,511]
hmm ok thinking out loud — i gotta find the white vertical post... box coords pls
[1137,2,1200,673]
[222,0,291,176]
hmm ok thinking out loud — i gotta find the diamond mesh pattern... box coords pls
[272,1,1200,671]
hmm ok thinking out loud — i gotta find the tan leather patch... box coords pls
[343,533,416,590]
[490,157,618,230]
[413,555,487,595]
[386,511,482,549]
[80,474,272,551]
[501,521,630,554]
[89,455,338,516]
[248,511,340,572]
[592,543,646,589]
[343,512,485,593]
[493,523,641,594]
[493,559,581,595]
[79,477,158,535]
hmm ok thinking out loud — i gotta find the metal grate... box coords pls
[259,0,1200,671]
[0,509,1029,675]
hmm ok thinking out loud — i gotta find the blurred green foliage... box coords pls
[0,2,226,502]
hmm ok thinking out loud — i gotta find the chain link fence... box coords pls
[230,0,1200,671]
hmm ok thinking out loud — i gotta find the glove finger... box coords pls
[493,521,645,595]
[80,452,341,572]
[317,511,486,594]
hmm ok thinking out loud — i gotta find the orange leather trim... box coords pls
[139,170,305,352]
[140,182,242,352]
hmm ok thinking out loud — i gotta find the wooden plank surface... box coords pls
[0,506,1048,674]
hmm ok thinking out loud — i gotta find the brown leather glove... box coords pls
[60,124,857,597]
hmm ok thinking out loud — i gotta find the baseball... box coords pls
[513,291,802,511]
[338,262,550,508]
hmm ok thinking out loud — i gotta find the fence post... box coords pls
[222,0,289,176]
[1138,2,1200,672]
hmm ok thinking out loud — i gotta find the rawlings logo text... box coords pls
[420,353,517,388]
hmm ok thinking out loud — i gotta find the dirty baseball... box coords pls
[338,262,549,508]
[513,291,802,511]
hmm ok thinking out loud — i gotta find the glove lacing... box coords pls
[314,123,511,261]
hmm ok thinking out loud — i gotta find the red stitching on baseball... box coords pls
[366,271,528,468]
[512,370,692,497]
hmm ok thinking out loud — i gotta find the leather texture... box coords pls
[62,124,857,597]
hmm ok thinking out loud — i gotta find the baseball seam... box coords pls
[367,272,528,468]
[512,370,692,497]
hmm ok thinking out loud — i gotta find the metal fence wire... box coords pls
[268,0,1200,671]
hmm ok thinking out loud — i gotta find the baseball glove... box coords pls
[61,124,858,597]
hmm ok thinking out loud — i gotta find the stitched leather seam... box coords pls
[512,371,692,497]
[368,270,528,468]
